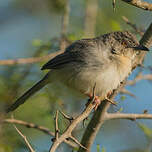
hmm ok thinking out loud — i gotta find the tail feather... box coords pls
[6,74,49,113]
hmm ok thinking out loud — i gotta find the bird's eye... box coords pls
[111,49,117,54]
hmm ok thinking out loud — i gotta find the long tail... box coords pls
[6,73,50,113]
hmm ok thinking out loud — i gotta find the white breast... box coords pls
[49,57,132,99]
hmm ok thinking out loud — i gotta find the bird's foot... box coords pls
[93,96,101,110]
[86,95,101,110]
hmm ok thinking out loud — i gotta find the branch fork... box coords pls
[49,84,97,152]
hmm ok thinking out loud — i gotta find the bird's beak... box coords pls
[133,45,149,52]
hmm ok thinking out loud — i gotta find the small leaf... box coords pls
[110,20,121,31]
[101,147,106,152]
[72,146,79,152]
[137,123,152,139]
[96,144,100,152]
[120,96,126,101]
[118,107,123,112]
[32,39,43,47]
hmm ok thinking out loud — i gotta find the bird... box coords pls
[6,31,149,113]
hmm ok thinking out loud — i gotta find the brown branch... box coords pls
[13,125,35,152]
[3,118,77,148]
[127,73,152,85]
[4,47,48,103]
[49,95,96,152]
[119,88,136,97]
[55,110,59,140]
[120,0,152,11]
[59,110,74,122]
[60,0,70,51]
[112,0,116,11]
[61,0,70,36]
[105,113,152,120]
[0,50,63,66]
[78,22,152,152]
[70,135,87,150]
[122,16,144,36]
[84,0,98,37]
[78,91,121,152]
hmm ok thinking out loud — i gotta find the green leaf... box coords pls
[97,144,100,152]
[72,146,79,152]
[118,107,123,112]
[120,96,126,101]
[110,20,121,31]
[137,123,152,139]
[32,39,43,47]
[101,147,106,152]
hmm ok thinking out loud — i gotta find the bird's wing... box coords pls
[41,52,76,70]
[41,39,96,70]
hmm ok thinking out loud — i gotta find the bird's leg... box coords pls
[107,90,113,98]
[86,91,117,110]
[83,93,101,127]
[93,96,101,110]
[85,93,101,110]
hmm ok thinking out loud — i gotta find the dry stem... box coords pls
[0,50,63,65]
[78,22,152,152]
[3,118,77,148]
[121,0,152,11]
[49,102,95,152]
[13,125,35,152]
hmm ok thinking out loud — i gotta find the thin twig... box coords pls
[13,125,35,152]
[105,113,152,120]
[70,135,87,150]
[61,0,70,36]
[112,0,116,12]
[59,110,74,122]
[127,73,152,85]
[5,47,48,104]
[49,101,95,152]
[119,88,136,98]
[0,50,63,65]
[55,110,59,140]
[122,16,144,36]
[60,0,70,51]
[120,0,152,11]
[84,0,98,37]
[3,118,77,148]
[4,119,53,135]
[49,84,96,152]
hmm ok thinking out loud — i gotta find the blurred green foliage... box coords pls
[0,0,151,151]
[137,123,152,139]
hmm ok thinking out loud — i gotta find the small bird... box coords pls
[6,31,149,113]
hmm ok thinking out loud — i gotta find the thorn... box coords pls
[105,98,117,105]
[13,125,35,152]
[59,110,74,122]
[70,135,87,150]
